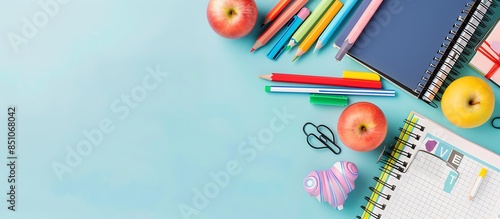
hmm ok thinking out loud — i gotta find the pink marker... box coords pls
[335,0,383,61]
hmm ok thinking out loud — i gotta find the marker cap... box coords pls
[297,7,311,19]
[479,168,488,178]
[310,94,348,106]
[343,71,381,81]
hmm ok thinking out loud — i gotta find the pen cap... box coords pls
[297,7,311,19]
[479,168,487,177]
[343,71,381,81]
[310,94,348,106]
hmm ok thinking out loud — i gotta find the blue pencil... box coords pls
[267,7,311,60]
[314,0,359,52]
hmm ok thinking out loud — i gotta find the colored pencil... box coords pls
[285,0,335,51]
[259,73,382,89]
[261,0,292,27]
[315,0,358,52]
[251,0,309,53]
[293,0,343,62]
[265,85,395,96]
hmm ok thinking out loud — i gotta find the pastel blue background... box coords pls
[1,0,499,218]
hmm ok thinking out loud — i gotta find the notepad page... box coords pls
[383,151,500,219]
[368,112,500,219]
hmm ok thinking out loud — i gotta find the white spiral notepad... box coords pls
[358,111,500,219]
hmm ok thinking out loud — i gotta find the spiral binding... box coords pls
[356,116,425,219]
[417,0,497,106]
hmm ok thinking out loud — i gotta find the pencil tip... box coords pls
[292,56,299,62]
[316,43,322,51]
[285,46,291,52]
[259,74,272,81]
[250,48,255,53]
[260,23,264,28]
[313,48,318,54]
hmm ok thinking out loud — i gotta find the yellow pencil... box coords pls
[293,0,343,62]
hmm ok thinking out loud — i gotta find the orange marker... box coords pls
[261,0,292,27]
[251,0,309,53]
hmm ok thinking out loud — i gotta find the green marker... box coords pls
[310,94,348,106]
[285,0,334,51]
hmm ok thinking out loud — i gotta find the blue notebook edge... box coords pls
[334,0,496,105]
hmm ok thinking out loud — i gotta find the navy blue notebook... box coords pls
[335,0,496,106]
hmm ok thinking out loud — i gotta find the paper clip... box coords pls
[492,117,500,129]
[302,122,341,154]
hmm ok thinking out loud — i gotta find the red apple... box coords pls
[207,0,258,39]
[337,102,388,152]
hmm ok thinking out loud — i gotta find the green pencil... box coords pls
[285,0,334,51]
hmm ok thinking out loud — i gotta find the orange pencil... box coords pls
[261,0,292,27]
[293,1,343,62]
[251,0,309,53]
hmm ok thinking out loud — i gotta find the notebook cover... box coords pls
[334,0,471,98]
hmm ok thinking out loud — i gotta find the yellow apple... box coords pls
[441,76,495,128]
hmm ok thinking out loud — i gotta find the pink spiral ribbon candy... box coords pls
[303,161,358,210]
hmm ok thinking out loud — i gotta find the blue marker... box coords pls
[314,0,358,52]
[267,7,310,60]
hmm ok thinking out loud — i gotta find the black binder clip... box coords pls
[302,122,341,154]
[492,117,500,129]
